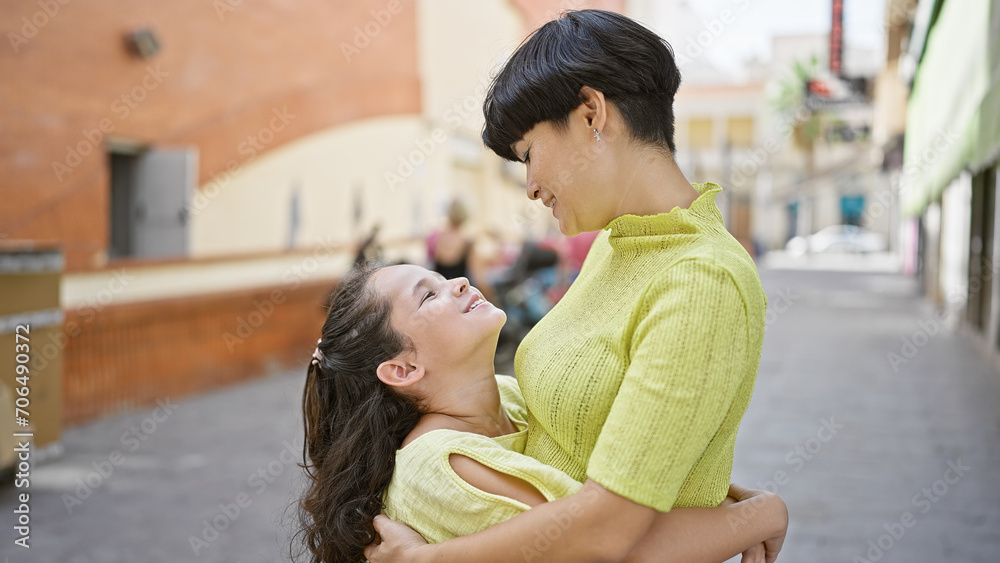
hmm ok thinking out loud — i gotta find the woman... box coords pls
[296,264,786,562]
[366,9,780,563]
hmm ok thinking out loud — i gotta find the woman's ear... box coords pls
[578,86,608,132]
[376,357,426,388]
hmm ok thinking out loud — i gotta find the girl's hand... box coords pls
[728,484,788,563]
[364,515,431,563]
[741,540,766,563]
[719,492,769,563]
[719,494,766,563]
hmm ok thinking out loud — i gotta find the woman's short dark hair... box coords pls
[482,9,682,161]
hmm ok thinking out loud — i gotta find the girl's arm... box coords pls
[368,471,786,563]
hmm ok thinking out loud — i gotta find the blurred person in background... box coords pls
[368,9,778,563]
[562,230,600,278]
[428,199,473,280]
[467,228,518,305]
[547,229,600,302]
[353,224,383,269]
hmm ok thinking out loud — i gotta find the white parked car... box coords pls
[785,225,888,255]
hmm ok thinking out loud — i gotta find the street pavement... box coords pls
[726,266,1000,563]
[1,263,998,562]
[0,365,309,563]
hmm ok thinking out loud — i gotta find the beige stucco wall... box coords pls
[417,0,559,240]
[189,114,441,257]
[186,0,557,267]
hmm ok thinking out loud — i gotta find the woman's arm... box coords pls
[368,477,786,563]
[449,455,785,563]
[366,266,770,562]
[624,488,787,563]
[369,478,656,563]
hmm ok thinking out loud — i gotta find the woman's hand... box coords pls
[728,484,788,563]
[364,515,431,563]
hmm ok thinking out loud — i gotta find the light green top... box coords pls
[515,182,767,512]
[382,375,583,544]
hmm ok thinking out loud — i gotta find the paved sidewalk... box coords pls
[1,267,998,562]
[727,268,1000,563]
[0,366,309,563]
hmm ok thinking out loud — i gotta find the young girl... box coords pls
[372,10,783,563]
[296,264,787,563]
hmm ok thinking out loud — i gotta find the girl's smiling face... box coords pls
[372,264,505,372]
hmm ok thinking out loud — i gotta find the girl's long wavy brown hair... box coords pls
[294,265,421,562]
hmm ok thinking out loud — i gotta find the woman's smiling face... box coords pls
[512,105,618,236]
[372,264,505,369]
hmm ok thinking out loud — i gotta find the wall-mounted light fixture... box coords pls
[124,27,160,59]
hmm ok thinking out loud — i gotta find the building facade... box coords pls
[633,0,890,257]
[1,0,619,425]
[893,0,1000,364]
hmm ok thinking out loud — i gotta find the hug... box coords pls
[297,9,787,563]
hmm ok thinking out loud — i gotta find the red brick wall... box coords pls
[61,279,335,424]
[1,0,420,271]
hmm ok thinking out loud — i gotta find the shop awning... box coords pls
[902,0,1000,215]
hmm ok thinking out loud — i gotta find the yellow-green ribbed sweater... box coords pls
[382,375,582,543]
[514,182,767,512]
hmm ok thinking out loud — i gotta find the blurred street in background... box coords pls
[730,265,1000,563]
[1,262,998,562]
[2,0,999,560]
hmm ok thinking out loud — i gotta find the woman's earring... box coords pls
[593,128,601,142]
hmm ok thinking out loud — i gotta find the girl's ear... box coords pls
[376,357,425,388]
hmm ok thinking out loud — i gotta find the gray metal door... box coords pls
[132,148,196,259]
